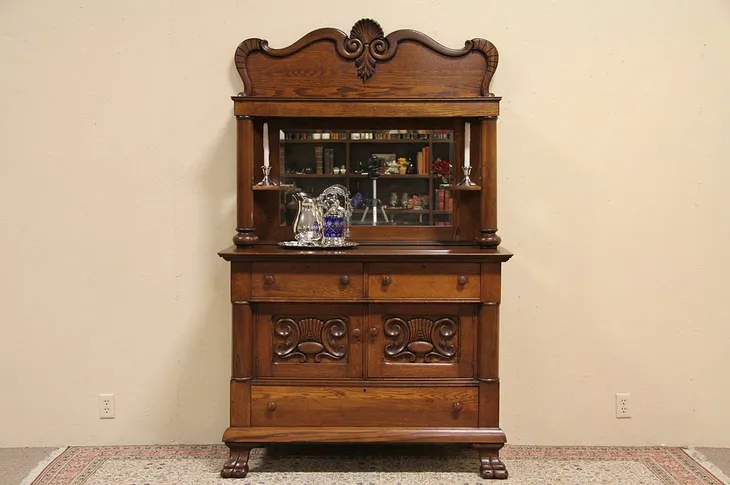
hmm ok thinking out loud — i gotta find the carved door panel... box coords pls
[366,304,475,378]
[256,303,363,378]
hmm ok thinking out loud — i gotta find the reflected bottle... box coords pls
[389,192,399,208]
[401,192,409,209]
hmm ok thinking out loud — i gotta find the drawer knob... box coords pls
[352,328,362,342]
[267,402,277,411]
[453,402,463,412]
[340,275,350,285]
[457,275,469,286]
[381,275,392,286]
[369,327,378,338]
[264,274,275,285]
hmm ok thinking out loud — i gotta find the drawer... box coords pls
[252,262,363,299]
[368,263,480,300]
[251,385,478,427]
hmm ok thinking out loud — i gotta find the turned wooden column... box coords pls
[233,116,258,246]
[477,117,501,248]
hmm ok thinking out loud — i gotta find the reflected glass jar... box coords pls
[389,192,399,208]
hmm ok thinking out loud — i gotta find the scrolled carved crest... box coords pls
[233,18,499,96]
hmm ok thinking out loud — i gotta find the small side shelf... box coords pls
[252,184,295,191]
[350,174,436,179]
[439,184,482,191]
[284,174,347,179]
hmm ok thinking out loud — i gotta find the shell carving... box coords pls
[347,18,388,82]
[383,316,457,363]
[351,18,384,45]
[273,317,347,363]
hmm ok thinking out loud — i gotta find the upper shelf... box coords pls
[280,138,451,143]
[233,98,500,118]
[280,139,451,144]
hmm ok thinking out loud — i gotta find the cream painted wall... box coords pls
[1,0,729,448]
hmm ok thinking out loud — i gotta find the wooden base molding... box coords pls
[223,426,506,444]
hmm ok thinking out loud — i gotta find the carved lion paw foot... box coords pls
[480,456,508,479]
[220,452,250,478]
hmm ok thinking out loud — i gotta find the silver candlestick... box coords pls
[457,165,477,187]
[255,166,277,186]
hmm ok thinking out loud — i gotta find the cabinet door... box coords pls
[366,304,475,378]
[256,303,363,378]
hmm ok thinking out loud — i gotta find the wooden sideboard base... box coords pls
[223,426,506,443]
[221,428,507,479]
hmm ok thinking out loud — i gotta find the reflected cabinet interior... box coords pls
[218,18,512,480]
[278,126,455,227]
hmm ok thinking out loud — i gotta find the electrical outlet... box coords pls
[99,394,115,419]
[615,393,631,418]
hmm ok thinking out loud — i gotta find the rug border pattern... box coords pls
[29,444,724,485]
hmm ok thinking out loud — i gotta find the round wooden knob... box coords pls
[453,402,463,412]
[264,274,275,285]
[369,327,378,337]
[340,275,350,285]
[382,275,391,286]
[352,328,362,338]
[457,275,468,285]
[267,402,277,411]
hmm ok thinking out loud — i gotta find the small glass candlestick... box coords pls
[457,165,477,187]
[255,165,278,186]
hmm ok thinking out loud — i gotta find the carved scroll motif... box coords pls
[273,317,347,363]
[383,316,457,363]
[234,18,499,94]
[346,19,389,82]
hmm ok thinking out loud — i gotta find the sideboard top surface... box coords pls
[218,244,513,262]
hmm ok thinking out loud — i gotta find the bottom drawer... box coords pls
[251,386,478,427]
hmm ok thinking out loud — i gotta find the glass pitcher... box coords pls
[292,190,322,245]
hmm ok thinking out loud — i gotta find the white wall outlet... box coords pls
[615,393,631,418]
[99,394,115,419]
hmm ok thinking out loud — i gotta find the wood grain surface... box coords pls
[250,386,478,428]
[251,262,363,299]
[368,263,481,300]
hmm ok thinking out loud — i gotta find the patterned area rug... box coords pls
[27,444,725,485]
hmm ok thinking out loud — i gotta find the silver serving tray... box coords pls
[278,240,358,249]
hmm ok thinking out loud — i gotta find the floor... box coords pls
[1,446,728,485]
[700,448,730,480]
[0,447,55,485]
